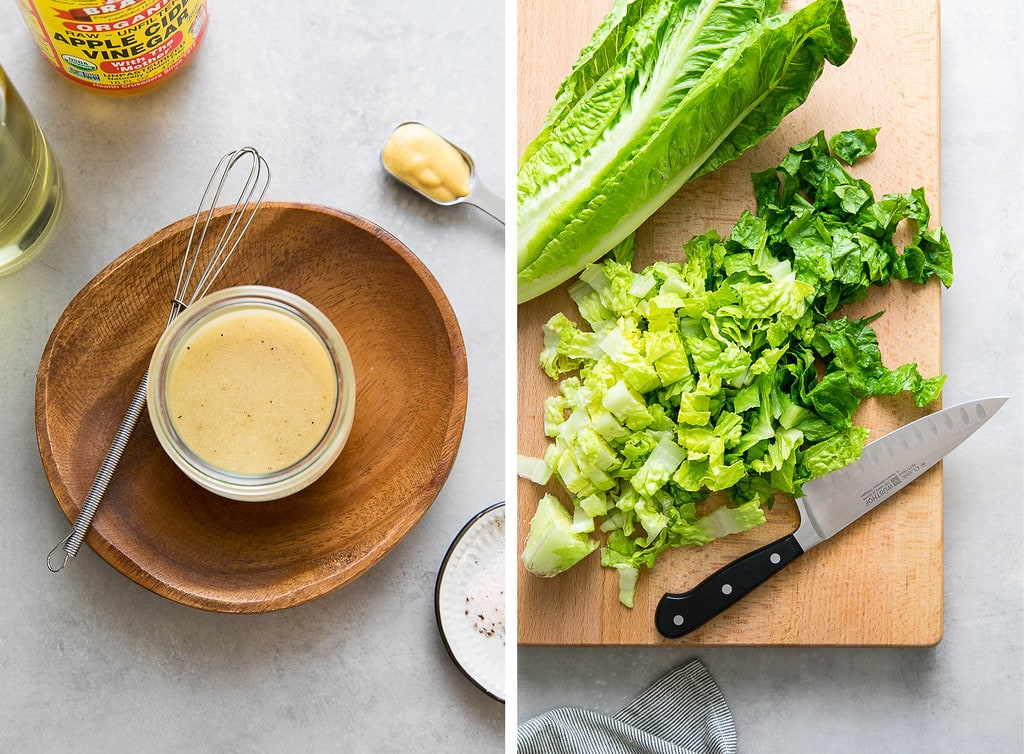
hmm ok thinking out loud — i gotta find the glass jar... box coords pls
[0,64,62,275]
[147,285,356,502]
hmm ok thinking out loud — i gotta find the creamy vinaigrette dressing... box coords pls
[382,123,471,202]
[165,305,338,475]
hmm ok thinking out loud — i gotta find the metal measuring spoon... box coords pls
[381,122,504,224]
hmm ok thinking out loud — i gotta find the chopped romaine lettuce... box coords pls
[521,494,600,577]
[520,129,952,606]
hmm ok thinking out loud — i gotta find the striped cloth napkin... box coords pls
[517,659,737,754]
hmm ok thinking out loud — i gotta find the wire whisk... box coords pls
[47,146,271,573]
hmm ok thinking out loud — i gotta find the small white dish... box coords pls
[434,502,505,702]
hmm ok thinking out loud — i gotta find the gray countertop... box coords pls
[0,1,505,751]
[517,2,1024,753]
[3,1,1022,753]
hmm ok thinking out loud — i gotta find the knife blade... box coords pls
[655,396,1008,639]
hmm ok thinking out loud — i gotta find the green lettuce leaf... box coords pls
[517,0,856,303]
[754,130,954,314]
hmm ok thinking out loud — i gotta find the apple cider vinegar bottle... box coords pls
[14,0,209,95]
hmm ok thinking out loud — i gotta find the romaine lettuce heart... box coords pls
[517,0,856,303]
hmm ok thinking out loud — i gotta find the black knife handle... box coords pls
[655,534,805,638]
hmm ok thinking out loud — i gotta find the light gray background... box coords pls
[517,2,1024,753]
[0,1,504,752]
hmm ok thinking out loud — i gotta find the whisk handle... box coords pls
[47,371,150,573]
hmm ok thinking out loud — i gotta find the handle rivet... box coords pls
[672,615,684,627]
[721,583,733,595]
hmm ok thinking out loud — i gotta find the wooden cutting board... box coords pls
[517,0,943,646]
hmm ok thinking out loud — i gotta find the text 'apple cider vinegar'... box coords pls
[15,0,209,95]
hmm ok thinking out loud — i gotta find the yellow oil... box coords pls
[0,70,62,275]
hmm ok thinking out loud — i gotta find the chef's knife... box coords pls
[655,396,1007,639]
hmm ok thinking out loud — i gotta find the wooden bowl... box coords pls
[36,202,468,612]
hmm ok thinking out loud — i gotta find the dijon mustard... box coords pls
[382,123,471,203]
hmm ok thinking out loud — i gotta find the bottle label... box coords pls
[16,0,208,92]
